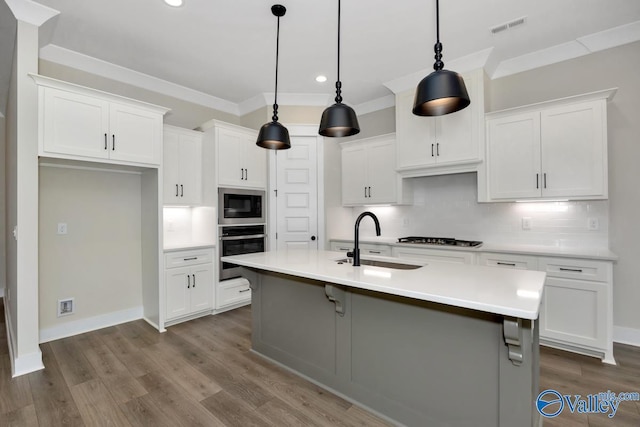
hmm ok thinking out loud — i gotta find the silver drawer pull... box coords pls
[183,257,198,261]
[239,288,251,293]
[560,267,583,273]
[497,262,516,267]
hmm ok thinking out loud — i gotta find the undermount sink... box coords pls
[336,258,423,270]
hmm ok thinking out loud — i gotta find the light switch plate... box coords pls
[57,223,68,235]
[522,217,532,230]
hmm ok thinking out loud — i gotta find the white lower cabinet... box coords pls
[392,246,474,264]
[164,248,214,323]
[537,257,613,363]
[217,277,251,309]
[478,252,614,363]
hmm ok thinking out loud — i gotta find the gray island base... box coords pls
[242,268,540,427]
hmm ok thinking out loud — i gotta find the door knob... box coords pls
[311,236,316,241]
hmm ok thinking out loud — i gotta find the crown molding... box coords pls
[5,0,59,26]
[577,20,640,52]
[383,47,494,95]
[237,92,331,116]
[39,44,240,115]
[354,94,395,116]
[492,41,590,79]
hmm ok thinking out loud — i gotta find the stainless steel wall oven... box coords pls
[218,224,266,280]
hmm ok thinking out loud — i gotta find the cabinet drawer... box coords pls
[392,246,474,264]
[478,253,538,270]
[218,278,251,308]
[330,241,391,257]
[165,248,213,268]
[538,257,610,282]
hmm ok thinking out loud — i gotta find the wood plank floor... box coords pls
[1,299,639,426]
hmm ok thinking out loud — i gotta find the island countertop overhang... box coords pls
[222,250,546,320]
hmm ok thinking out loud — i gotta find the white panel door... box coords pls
[541,100,606,198]
[189,264,213,313]
[109,102,161,165]
[275,135,319,251]
[487,112,541,200]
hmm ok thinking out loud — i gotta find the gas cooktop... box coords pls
[397,237,483,248]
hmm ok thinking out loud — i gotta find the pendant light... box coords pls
[413,0,470,116]
[257,4,291,150]
[319,0,360,138]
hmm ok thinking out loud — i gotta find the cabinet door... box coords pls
[487,112,541,200]
[436,100,476,164]
[367,141,397,204]
[395,90,436,169]
[242,136,267,189]
[178,133,202,205]
[165,267,190,320]
[341,145,368,205]
[217,127,244,187]
[539,277,607,350]
[189,264,213,313]
[163,129,181,203]
[109,103,162,165]
[541,100,606,198]
[42,87,110,159]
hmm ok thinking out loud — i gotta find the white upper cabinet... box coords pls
[34,75,168,167]
[395,69,485,177]
[163,125,203,205]
[215,124,266,189]
[341,134,412,206]
[484,89,615,202]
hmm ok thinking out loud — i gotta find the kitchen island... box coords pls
[222,250,546,427]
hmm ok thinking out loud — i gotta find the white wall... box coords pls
[38,166,143,337]
[0,115,5,297]
[351,173,609,248]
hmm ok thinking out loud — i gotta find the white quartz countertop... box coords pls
[331,236,618,261]
[222,250,546,320]
[164,242,215,252]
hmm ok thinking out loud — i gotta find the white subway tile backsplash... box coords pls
[351,173,609,248]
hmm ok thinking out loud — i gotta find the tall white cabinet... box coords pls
[163,125,203,205]
[484,89,616,201]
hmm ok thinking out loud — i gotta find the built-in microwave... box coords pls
[218,187,265,225]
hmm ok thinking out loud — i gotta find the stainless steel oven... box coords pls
[218,187,265,225]
[219,224,266,280]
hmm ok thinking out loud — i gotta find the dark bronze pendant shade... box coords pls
[413,0,470,116]
[319,0,360,137]
[257,4,291,150]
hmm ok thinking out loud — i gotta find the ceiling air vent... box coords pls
[490,16,527,35]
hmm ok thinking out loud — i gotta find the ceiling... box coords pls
[5,0,640,117]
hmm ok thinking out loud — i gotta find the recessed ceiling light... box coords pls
[164,0,183,7]
[315,75,327,83]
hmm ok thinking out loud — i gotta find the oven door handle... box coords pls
[220,234,266,241]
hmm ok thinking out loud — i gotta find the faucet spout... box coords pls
[353,211,381,267]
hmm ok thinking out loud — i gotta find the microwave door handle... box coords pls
[220,234,266,241]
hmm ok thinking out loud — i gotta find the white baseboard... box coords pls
[613,326,640,347]
[39,306,143,343]
[3,298,44,377]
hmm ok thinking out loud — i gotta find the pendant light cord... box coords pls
[273,14,281,122]
[433,0,444,71]
[334,0,343,104]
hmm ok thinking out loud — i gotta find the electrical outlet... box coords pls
[588,218,599,231]
[57,223,68,235]
[402,218,410,227]
[522,217,532,230]
[57,298,75,317]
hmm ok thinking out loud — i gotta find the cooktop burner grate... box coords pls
[397,237,483,247]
